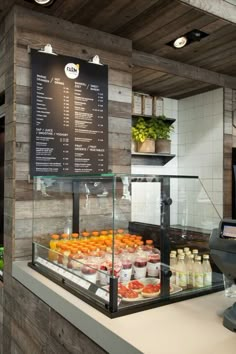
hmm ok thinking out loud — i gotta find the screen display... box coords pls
[222,225,236,239]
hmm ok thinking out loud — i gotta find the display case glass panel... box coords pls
[30,174,223,317]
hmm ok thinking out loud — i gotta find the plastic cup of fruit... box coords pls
[147,253,160,277]
[120,260,133,282]
[81,263,98,283]
[99,263,108,285]
[133,257,148,279]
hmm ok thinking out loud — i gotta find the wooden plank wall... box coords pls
[3,273,107,354]
[12,5,132,259]
[1,5,132,354]
[223,88,235,217]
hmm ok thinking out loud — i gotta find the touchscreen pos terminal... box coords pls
[209,219,236,332]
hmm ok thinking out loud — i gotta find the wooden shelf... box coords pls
[131,152,176,166]
[132,115,176,126]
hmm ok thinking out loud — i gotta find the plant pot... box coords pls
[156,139,171,153]
[137,139,155,153]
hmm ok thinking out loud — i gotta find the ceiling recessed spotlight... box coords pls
[166,29,209,49]
[173,36,188,49]
[34,0,55,6]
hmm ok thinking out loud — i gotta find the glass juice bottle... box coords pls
[186,254,194,289]
[193,255,204,288]
[49,234,59,261]
[170,253,177,285]
[176,254,187,289]
[202,254,212,287]
[192,249,198,260]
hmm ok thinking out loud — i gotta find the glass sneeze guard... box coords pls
[30,174,223,317]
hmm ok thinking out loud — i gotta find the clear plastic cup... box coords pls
[223,275,236,297]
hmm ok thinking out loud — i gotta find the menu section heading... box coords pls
[31,50,108,177]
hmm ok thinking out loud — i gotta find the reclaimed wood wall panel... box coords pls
[1,7,132,353]
[3,278,107,354]
[12,7,132,261]
[15,5,131,56]
[223,88,234,218]
[50,309,106,354]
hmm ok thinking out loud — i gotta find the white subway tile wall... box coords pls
[178,88,223,227]
[131,90,223,229]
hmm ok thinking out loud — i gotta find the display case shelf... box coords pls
[132,115,176,126]
[131,152,176,165]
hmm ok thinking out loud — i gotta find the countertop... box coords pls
[13,261,236,354]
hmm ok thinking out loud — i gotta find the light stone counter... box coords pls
[13,261,236,354]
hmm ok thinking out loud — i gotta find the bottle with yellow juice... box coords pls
[49,234,60,261]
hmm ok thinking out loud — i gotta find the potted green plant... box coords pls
[155,115,174,153]
[132,117,156,153]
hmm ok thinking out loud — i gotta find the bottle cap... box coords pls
[51,234,59,240]
[203,254,209,259]
[146,240,153,245]
[184,247,190,252]
[71,233,79,238]
[192,249,198,254]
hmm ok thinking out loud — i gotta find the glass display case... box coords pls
[30,174,223,317]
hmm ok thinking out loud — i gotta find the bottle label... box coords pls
[176,271,187,287]
[188,271,193,285]
[120,268,132,282]
[147,261,160,277]
[134,266,147,279]
[195,273,204,287]
[170,271,176,285]
[203,272,212,286]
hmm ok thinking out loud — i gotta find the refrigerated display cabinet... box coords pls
[30,174,223,317]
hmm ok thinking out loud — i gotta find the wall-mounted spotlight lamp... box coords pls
[167,29,209,49]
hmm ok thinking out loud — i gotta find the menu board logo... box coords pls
[64,63,80,79]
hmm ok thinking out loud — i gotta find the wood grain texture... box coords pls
[15,5,132,56]
[132,50,236,89]
[16,37,132,73]
[4,293,49,353]
[50,309,107,354]
[108,101,131,119]
[180,0,236,24]
[223,88,234,217]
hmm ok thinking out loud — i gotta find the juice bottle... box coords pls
[176,254,187,289]
[202,254,212,287]
[71,233,79,242]
[49,234,59,261]
[170,253,177,285]
[193,255,204,288]
[186,254,194,289]
[61,233,69,243]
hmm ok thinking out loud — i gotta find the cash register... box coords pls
[209,219,236,332]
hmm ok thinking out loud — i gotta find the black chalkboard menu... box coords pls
[30,49,108,177]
